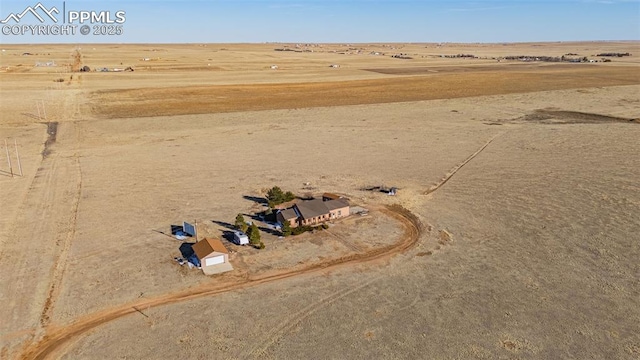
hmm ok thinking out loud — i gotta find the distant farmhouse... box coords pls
[277,194,349,228]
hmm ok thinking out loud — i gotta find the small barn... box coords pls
[192,238,233,275]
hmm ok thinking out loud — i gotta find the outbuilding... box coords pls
[192,238,233,275]
[322,192,342,201]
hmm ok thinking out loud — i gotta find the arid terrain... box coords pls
[1,42,639,359]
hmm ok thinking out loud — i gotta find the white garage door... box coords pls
[205,256,224,267]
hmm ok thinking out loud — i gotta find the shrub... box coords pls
[289,224,327,236]
[281,221,292,237]
[294,225,311,235]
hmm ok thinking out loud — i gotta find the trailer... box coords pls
[232,231,249,246]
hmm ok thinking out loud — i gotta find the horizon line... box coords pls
[2,39,639,46]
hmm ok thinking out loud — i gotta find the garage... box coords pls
[191,238,234,275]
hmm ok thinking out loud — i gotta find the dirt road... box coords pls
[0,86,86,357]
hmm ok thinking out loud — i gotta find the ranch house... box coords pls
[277,198,349,228]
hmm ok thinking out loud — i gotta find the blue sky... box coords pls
[1,0,639,43]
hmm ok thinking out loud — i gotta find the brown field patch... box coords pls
[90,65,640,119]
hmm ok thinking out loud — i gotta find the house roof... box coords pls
[279,208,298,220]
[325,198,350,211]
[192,238,228,260]
[295,199,329,220]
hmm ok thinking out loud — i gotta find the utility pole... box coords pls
[41,100,47,121]
[194,219,199,242]
[5,139,13,177]
[14,139,22,176]
[36,101,42,120]
[35,100,47,120]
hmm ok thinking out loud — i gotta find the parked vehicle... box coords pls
[232,231,249,245]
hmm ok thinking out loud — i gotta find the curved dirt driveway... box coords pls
[21,205,423,360]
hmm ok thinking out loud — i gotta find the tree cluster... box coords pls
[440,54,476,58]
[596,52,630,57]
[266,186,295,208]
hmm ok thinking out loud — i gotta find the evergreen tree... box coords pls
[281,221,292,237]
[235,213,248,233]
[283,191,295,202]
[267,186,284,206]
[248,223,261,246]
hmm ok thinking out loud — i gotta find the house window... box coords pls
[337,210,341,216]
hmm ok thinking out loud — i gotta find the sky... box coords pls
[0,0,639,43]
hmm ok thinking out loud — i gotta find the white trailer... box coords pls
[232,231,249,245]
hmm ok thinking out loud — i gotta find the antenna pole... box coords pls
[41,100,47,120]
[14,139,22,176]
[5,139,13,177]
[36,101,42,120]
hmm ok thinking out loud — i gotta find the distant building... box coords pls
[277,198,350,228]
[322,192,342,201]
[192,238,233,275]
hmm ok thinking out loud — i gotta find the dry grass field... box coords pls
[1,42,639,359]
